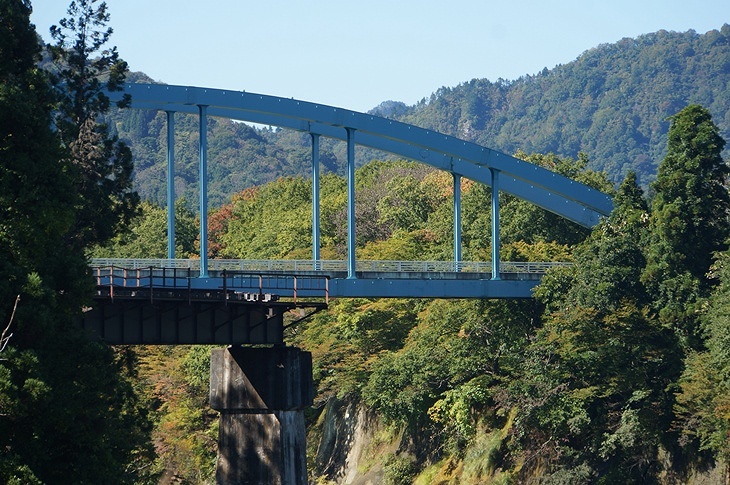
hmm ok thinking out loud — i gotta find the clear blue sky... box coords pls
[30,0,729,113]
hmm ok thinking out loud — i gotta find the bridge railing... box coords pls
[92,265,330,303]
[90,258,571,274]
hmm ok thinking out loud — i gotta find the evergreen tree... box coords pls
[569,171,650,311]
[50,0,138,248]
[642,104,730,346]
[524,172,682,481]
[0,0,72,311]
[0,1,153,482]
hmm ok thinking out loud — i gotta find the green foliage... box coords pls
[212,157,599,264]
[89,200,198,258]
[536,171,649,313]
[182,345,213,393]
[337,299,419,356]
[401,27,730,187]
[642,105,730,347]
[220,177,314,258]
[362,299,536,431]
[0,332,155,483]
[50,0,140,249]
[292,307,367,401]
[359,229,436,261]
[517,108,730,480]
[675,248,730,462]
[135,346,217,483]
[519,151,730,480]
[500,152,614,247]
[377,170,445,232]
[0,2,152,482]
[428,375,493,444]
[383,453,418,485]
[460,429,506,482]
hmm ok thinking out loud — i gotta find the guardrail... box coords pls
[90,259,571,274]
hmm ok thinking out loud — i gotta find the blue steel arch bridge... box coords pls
[80,83,613,345]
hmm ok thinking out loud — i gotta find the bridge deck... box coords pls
[90,259,567,299]
[82,260,563,344]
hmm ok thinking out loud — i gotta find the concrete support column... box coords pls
[210,346,313,485]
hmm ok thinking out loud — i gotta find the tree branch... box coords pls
[0,295,20,353]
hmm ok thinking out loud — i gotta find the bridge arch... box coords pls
[109,83,613,296]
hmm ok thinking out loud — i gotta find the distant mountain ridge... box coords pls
[110,25,730,205]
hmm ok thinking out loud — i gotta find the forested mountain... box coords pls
[397,26,730,185]
[111,25,730,206]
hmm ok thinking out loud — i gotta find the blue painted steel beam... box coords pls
[346,128,357,279]
[311,133,321,265]
[198,105,209,277]
[491,169,500,280]
[182,276,538,299]
[110,84,613,227]
[166,111,176,259]
[327,278,537,298]
[141,103,602,227]
[453,173,462,264]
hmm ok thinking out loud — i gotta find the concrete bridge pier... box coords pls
[210,346,313,484]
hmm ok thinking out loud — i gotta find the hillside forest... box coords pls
[2,0,730,483]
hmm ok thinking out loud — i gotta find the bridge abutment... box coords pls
[210,346,313,484]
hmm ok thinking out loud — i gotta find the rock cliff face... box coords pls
[307,398,730,484]
[310,398,394,484]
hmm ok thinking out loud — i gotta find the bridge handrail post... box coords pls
[293,276,297,304]
[187,267,192,304]
[149,266,154,304]
[222,269,228,305]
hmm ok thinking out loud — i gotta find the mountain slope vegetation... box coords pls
[398,26,730,185]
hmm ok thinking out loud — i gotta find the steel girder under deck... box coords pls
[80,288,327,345]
